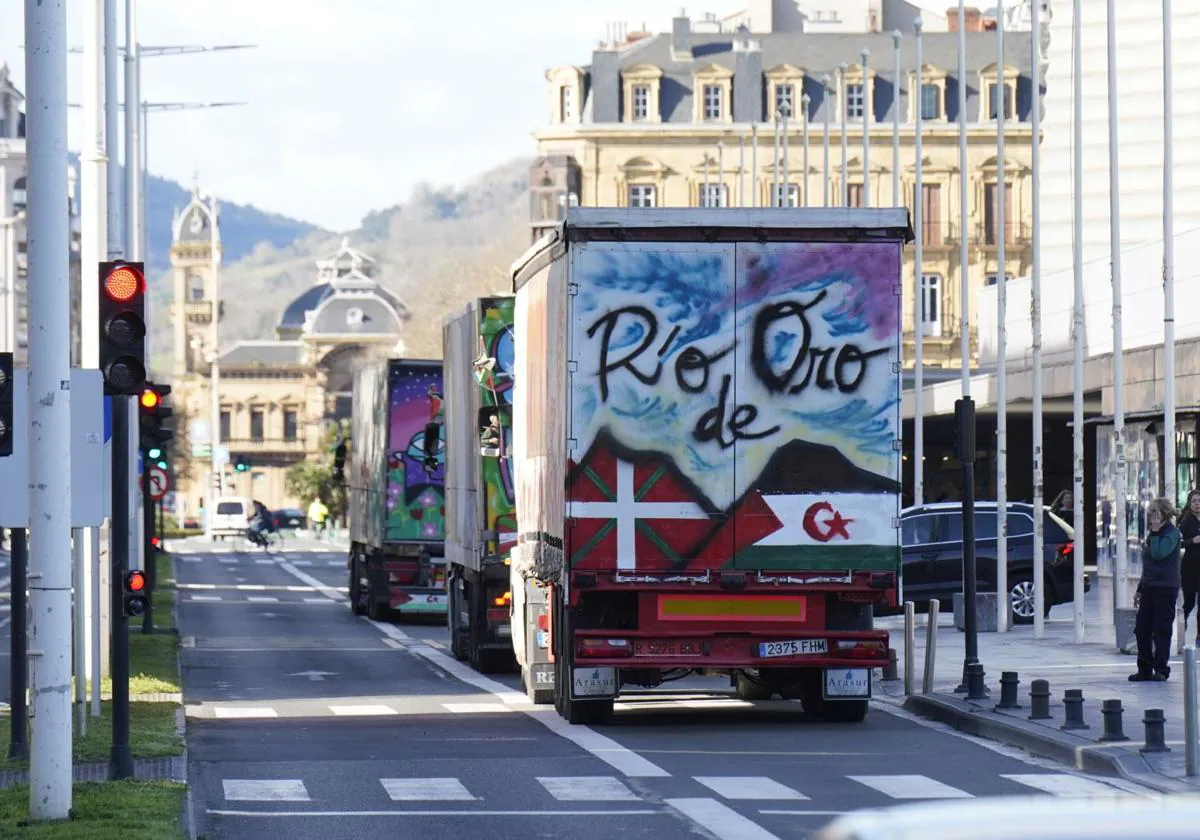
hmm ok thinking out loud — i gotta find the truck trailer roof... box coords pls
[510,207,914,292]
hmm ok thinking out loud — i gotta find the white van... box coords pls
[210,496,254,539]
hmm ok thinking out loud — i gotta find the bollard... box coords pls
[1185,647,1198,776]
[1099,699,1129,742]
[883,648,899,682]
[1141,709,1171,753]
[1061,688,1089,730]
[994,671,1021,711]
[966,662,987,700]
[1028,679,1052,720]
[922,598,940,694]
[902,601,915,694]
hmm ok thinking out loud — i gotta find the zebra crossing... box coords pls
[178,581,347,606]
[176,553,346,567]
[216,771,1132,806]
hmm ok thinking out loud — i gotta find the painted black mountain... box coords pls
[753,438,901,495]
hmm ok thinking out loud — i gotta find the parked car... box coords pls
[209,495,254,539]
[892,501,1087,625]
[271,508,307,531]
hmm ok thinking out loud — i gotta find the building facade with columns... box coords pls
[168,187,411,519]
[530,8,1038,371]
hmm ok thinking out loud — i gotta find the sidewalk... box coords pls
[875,590,1200,793]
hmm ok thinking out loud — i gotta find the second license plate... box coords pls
[758,638,828,658]
[633,640,704,657]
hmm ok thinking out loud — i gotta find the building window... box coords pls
[283,409,298,441]
[920,274,942,337]
[847,183,864,208]
[984,182,1013,245]
[987,83,1015,120]
[559,85,574,122]
[985,273,1015,287]
[631,84,650,120]
[219,410,231,441]
[702,84,722,121]
[250,409,264,442]
[628,184,657,208]
[921,84,941,120]
[774,83,794,118]
[773,184,799,207]
[845,84,864,119]
[917,183,943,245]
[699,184,727,208]
[188,274,204,302]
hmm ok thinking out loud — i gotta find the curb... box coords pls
[901,693,1196,794]
[169,558,198,840]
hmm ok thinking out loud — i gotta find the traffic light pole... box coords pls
[7,528,28,761]
[141,448,156,633]
[109,394,133,780]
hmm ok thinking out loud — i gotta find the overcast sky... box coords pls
[1,1,750,232]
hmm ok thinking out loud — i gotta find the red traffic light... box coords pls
[103,266,143,302]
[125,570,146,592]
[140,388,160,410]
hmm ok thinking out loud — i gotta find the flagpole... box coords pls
[1031,0,1047,640]
[802,93,811,206]
[1106,0,1130,617]
[773,110,781,204]
[892,30,901,206]
[822,75,831,206]
[995,10,1009,633]
[1071,0,1088,637]
[718,140,725,207]
[839,62,849,206]
[1162,0,1176,508]
[913,17,925,507]
[782,108,790,206]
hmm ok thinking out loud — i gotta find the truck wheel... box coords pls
[734,671,775,701]
[348,551,366,616]
[553,598,613,725]
[448,571,468,661]
[468,584,514,674]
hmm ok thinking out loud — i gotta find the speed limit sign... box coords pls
[146,466,169,500]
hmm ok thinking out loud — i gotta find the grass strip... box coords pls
[0,780,186,838]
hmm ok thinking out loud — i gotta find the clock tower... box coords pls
[169,180,222,378]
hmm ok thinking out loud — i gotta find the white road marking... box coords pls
[442,702,512,714]
[255,559,275,565]
[329,704,397,716]
[757,810,848,816]
[303,597,333,604]
[381,778,476,801]
[848,774,973,799]
[291,560,313,567]
[665,798,783,840]
[1001,774,1129,797]
[212,707,278,719]
[365,620,668,779]
[222,780,309,802]
[246,597,279,603]
[218,558,237,565]
[277,559,349,604]
[694,777,809,801]
[189,595,223,602]
[537,776,640,801]
[381,638,405,649]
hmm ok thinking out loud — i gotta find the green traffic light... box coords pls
[156,460,167,470]
[147,447,162,459]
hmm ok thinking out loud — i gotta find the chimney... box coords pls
[672,11,692,59]
[591,45,620,123]
[947,7,985,32]
[733,37,763,122]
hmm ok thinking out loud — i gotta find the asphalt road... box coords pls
[166,541,1157,840]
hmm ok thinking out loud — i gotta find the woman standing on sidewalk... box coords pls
[1131,497,1183,682]
[1180,489,1200,644]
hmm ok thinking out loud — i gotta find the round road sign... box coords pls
[147,466,169,500]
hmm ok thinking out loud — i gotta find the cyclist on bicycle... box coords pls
[247,500,276,548]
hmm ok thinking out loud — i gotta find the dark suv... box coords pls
[897,502,1087,625]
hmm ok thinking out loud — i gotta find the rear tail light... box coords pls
[492,591,511,607]
[486,608,509,623]
[1057,542,1074,558]
[536,613,549,631]
[577,638,631,658]
[835,640,888,659]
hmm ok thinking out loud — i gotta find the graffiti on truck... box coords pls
[385,364,446,542]
[567,243,903,573]
[477,298,517,556]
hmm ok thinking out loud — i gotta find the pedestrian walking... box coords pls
[1130,497,1183,682]
[1179,489,1200,643]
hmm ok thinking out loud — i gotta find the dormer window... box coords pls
[631,85,650,120]
[765,65,805,122]
[845,84,864,119]
[775,84,794,118]
[987,82,1015,120]
[702,85,722,121]
[546,65,583,124]
[920,84,942,120]
[979,63,1020,123]
[692,64,734,124]
[622,64,664,124]
[559,85,574,122]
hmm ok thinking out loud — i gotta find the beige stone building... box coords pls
[529,8,1036,371]
[167,186,410,519]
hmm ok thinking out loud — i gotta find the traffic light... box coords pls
[0,352,11,457]
[123,570,148,617]
[98,261,147,395]
[332,439,346,483]
[233,455,251,473]
[139,382,174,455]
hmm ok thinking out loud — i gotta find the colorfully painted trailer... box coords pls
[347,358,448,620]
[508,207,911,723]
[443,297,544,678]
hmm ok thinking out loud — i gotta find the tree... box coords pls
[285,419,350,520]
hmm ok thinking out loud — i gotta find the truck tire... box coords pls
[552,597,613,725]
[798,671,868,723]
[348,549,366,616]
[468,584,514,674]
[735,671,776,701]
[448,571,469,661]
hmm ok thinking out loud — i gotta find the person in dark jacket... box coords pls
[1131,497,1183,681]
[1181,490,1200,643]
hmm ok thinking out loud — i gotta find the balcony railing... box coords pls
[974,221,1030,248]
[223,437,306,453]
[913,221,959,248]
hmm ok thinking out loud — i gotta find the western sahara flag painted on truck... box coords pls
[565,240,902,575]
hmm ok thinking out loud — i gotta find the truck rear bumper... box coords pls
[571,629,889,670]
[390,587,448,613]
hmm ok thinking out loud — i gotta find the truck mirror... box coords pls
[479,407,504,458]
[422,421,441,470]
